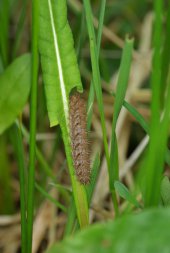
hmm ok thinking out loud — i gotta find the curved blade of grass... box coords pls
[39,0,88,228]
[111,93,170,168]
[35,182,67,212]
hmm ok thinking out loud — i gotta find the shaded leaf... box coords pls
[0,54,31,135]
[46,207,170,253]
[114,181,141,208]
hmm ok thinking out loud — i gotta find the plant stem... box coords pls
[27,0,39,252]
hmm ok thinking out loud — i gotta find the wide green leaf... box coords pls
[46,207,170,253]
[0,54,31,135]
[39,0,83,127]
[39,0,89,227]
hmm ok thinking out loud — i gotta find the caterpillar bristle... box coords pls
[69,91,91,185]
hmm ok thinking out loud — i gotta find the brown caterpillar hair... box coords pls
[69,91,91,184]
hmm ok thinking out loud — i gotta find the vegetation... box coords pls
[0,0,170,252]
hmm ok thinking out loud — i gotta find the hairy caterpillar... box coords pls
[69,91,91,184]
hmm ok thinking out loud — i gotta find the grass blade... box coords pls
[27,0,39,252]
[110,37,134,182]
[35,183,67,213]
[143,0,163,207]
[87,0,106,130]
[83,0,110,178]
[109,37,133,215]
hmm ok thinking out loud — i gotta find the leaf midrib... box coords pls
[47,0,69,126]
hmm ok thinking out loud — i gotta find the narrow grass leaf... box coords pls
[110,37,133,181]
[160,3,170,107]
[27,1,39,252]
[87,0,106,130]
[86,153,100,203]
[35,183,67,212]
[143,0,163,207]
[83,0,110,175]
[114,181,141,209]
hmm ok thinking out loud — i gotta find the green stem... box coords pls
[27,0,39,252]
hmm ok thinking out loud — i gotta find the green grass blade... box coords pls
[160,3,170,107]
[111,38,134,131]
[35,183,67,213]
[76,9,86,62]
[85,153,100,204]
[27,0,39,252]
[114,181,142,209]
[110,37,134,182]
[87,0,106,130]
[143,0,163,207]
[83,0,110,172]
[109,38,133,215]
[111,92,149,134]
[121,98,149,134]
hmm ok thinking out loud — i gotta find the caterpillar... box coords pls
[69,91,91,185]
